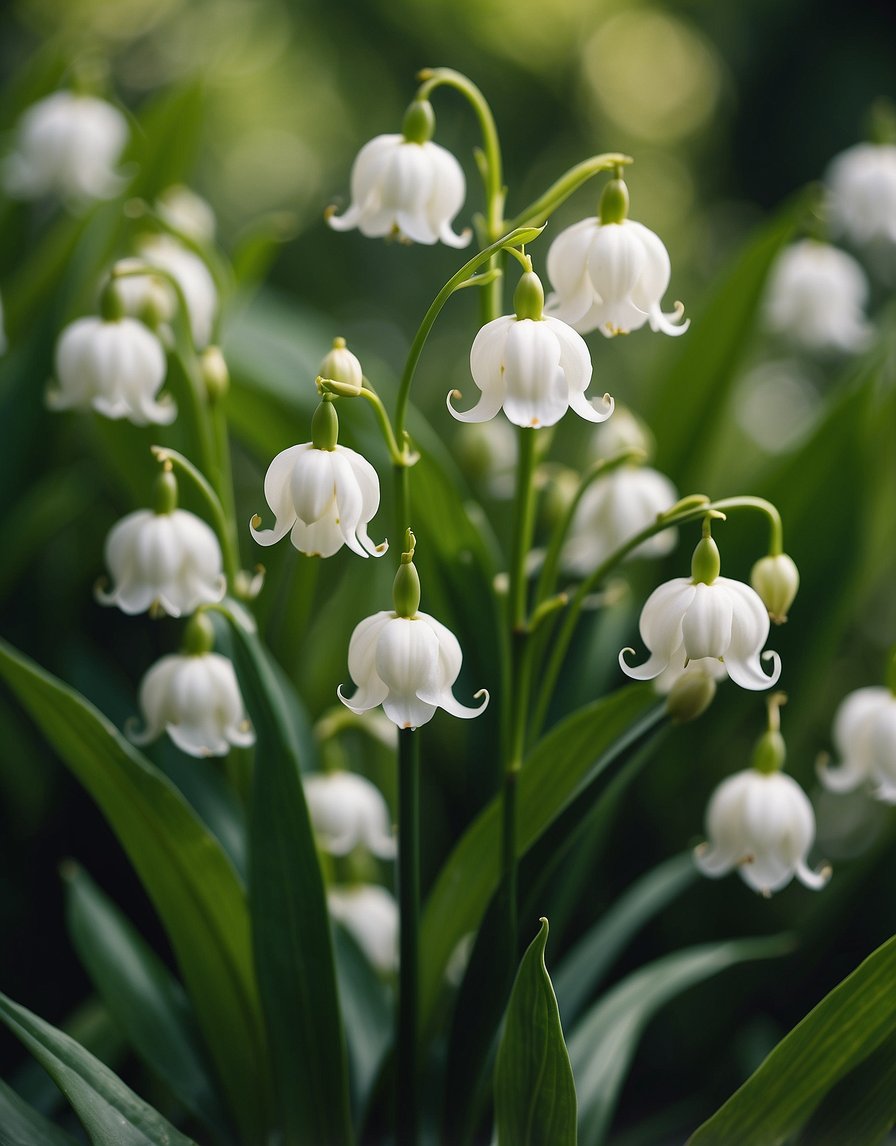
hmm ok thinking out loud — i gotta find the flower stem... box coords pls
[397,726,421,1146]
[506,152,634,232]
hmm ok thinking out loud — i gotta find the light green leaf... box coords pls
[570,937,791,1146]
[0,1076,80,1146]
[0,991,197,1146]
[0,637,270,1145]
[63,865,229,1140]
[494,919,577,1146]
[420,684,663,1034]
[224,615,354,1146]
[688,932,896,1146]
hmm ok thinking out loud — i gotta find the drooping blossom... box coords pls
[116,235,218,350]
[818,686,896,803]
[825,142,896,250]
[328,884,399,975]
[303,770,396,858]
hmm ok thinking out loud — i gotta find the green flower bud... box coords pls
[200,346,230,400]
[691,536,721,585]
[392,529,421,618]
[153,466,178,515]
[183,610,216,656]
[311,397,339,451]
[599,178,630,226]
[750,553,800,624]
[513,270,545,321]
[664,666,718,723]
[402,99,435,145]
[100,278,125,322]
[752,729,786,775]
[319,337,363,397]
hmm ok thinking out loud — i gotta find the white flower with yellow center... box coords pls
[4,91,128,203]
[545,178,688,338]
[448,270,614,429]
[818,685,896,802]
[303,770,396,858]
[619,533,781,691]
[328,99,469,249]
[328,885,399,975]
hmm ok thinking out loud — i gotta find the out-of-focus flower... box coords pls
[695,767,829,895]
[48,306,174,426]
[545,178,688,338]
[562,465,678,575]
[826,142,896,249]
[327,99,470,248]
[328,884,399,974]
[656,657,727,722]
[129,651,254,758]
[619,535,781,691]
[98,479,226,617]
[4,91,128,203]
[453,418,518,498]
[818,686,896,802]
[763,240,872,354]
[303,770,396,858]
[129,235,218,350]
[750,553,800,624]
[156,184,216,244]
[448,270,614,429]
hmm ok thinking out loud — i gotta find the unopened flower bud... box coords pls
[752,729,786,774]
[402,99,436,145]
[392,531,421,618]
[664,664,718,722]
[318,337,363,397]
[691,535,721,585]
[200,346,229,400]
[513,269,545,321]
[599,177,629,225]
[750,553,799,624]
[311,398,339,451]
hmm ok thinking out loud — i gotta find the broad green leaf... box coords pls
[688,932,896,1146]
[553,852,698,1026]
[0,1076,80,1146]
[63,865,229,1140]
[0,637,270,1144]
[420,684,662,1034]
[494,919,577,1146]
[0,991,198,1146]
[569,937,790,1146]
[224,614,354,1146]
[332,924,392,1118]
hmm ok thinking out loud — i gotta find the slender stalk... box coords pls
[505,152,633,232]
[397,727,421,1146]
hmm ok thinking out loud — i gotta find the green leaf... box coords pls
[63,865,229,1140]
[0,637,270,1145]
[419,684,662,1034]
[224,613,354,1146]
[553,852,698,1026]
[0,991,198,1146]
[570,937,791,1146]
[494,919,577,1146]
[332,924,392,1118]
[0,1076,80,1146]
[688,933,896,1146]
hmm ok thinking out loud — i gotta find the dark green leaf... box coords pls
[0,1076,80,1146]
[0,990,198,1146]
[0,637,270,1144]
[494,919,577,1146]
[332,924,392,1119]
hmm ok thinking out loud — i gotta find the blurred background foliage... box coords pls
[0,0,895,1141]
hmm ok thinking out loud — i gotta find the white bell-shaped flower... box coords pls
[250,401,387,558]
[695,767,829,895]
[4,91,128,203]
[545,178,688,338]
[448,270,614,429]
[825,142,896,250]
[328,884,399,975]
[123,235,218,350]
[98,472,226,617]
[818,686,896,802]
[303,770,396,858]
[562,465,678,575]
[619,534,781,691]
[763,240,872,354]
[129,643,254,758]
[328,99,469,249]
[156,184,217,244]
[48,297,174,426]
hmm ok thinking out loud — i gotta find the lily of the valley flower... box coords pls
[763,240,872,354]
[818,685,896,802]
[695,767,829,895]
[826,142,896,250]
[339,534,488,729]
[327,99,470,248]
[545,177,688,338]
[303,770,396,858]
[250,399,387,558]
[129,235,218,350]
[4,91,128,203]
[562,464,678,575]
[619,531,781,690]
[448,269,614,429]
[328,884,399,974]
[98,471,226,617]
[49,290,174,426]
[156,184,217,244]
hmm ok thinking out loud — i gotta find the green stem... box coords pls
[530,494,785,737]
[506,152,634,232]
[397,727,421,1146]
[508,429,539,630]
[359,383,405,464]
[210,398,242,581]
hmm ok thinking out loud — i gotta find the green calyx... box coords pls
[393,529,421,618]
[402,99,436,145]
[599,176,630,226]
[311,397,339,451]
[513,269,544,321]
[183,611,215,656]
[100,279,126,322]
[691,536,721,585]
[153,466,178,515]
[753,729,786,775]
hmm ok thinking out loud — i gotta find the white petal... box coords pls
[501,320,568,428]
[681,583,733,661]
